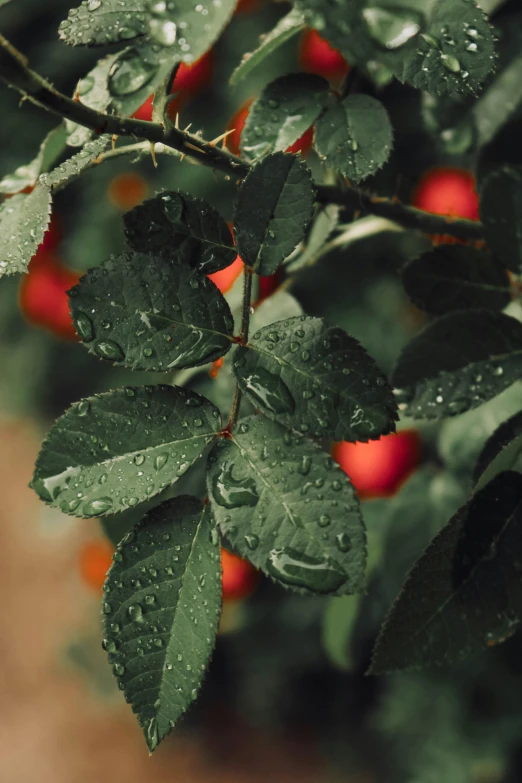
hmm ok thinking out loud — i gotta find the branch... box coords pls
[0,33,484,242]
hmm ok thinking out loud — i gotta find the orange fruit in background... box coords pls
[412,168,479,221]
[79,540,115,593]
[221,548,259,601]
[19,255,81,341]
[108,172,148,210]
[299,29,350,85]
[332,430,422,499]
[208,254,244,294]
[132,51,215,122]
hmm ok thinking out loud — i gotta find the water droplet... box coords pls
[298,455,311,476]
[95,339,125,362]
[267,548,346,594]
[83,496,113,516]
[134,454,145,466]
[147,717,159,752]
[243,368,295,415]
[441,53,461,73]
[336,532,352,553]
[318,514,330,528]
[211,461,259,509]
[128,603,145,623]
[154,453,168,470]
[74,311,94,342]
[244,534,259,550]
[114,662,126,676]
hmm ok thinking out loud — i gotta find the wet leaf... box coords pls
[401,245,511,314]
[103,496,221,752]
[369,472,522,674]
[66,54,119,146]
[69,252,234,371]
[393,310,522,419]
[31,385,221,517]
[314,95,393,182]
[0,185,51,277]
[233,152,315,275]
[40,136,112,190]
[0,125,68,194]
[230,8,306,85]
[123,190,236,274]
[474,411,522,490]
[241,74,329,158]
[207,415,366,596]
[233,316,398,442]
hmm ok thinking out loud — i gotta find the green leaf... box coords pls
[241,74,329,159]
[472,50,522,148]
[286,204,340,273]
[59,0,235,64]
[481,166,522,273]
[229,8,306,86]
[123,191,236,274]
[0,185,51,278]
[474,411,522,490]
[69,252,234,371]
[249,290,303,334]
[102,496,221,752]
[393,310,522,419]
[0,125,68,194]
[66,53,119,146]
[233,152,315,275]
[314,95,393,182]
[107,45,174,118]
[401,245,511,314]
[31,385,221,517]
[295,0,495,97]
[207,415,366,596]
[369,471,522,674]
[233,316,398,442]
[40,136,112,190]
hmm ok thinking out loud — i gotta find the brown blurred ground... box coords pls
[0,419,339,783]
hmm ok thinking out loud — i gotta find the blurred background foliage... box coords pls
[2,0,522,780]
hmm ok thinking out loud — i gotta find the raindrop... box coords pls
[95,339,125,362]
[244,534,259,551]
[243,368,295,415]
[154,453,169,470]
[211,461,259,509]
[336,532,352,553]
[83,497,113,516]
[74,311,94,342]
[128,603,145,623]
[267,548,346,594]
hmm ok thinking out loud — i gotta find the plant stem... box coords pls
[0,33,484,242]
[227,267,253,429]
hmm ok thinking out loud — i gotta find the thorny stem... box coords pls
[227,267,253,430]
[0,33,486,243]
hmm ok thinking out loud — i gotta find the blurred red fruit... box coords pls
[79,540,114,593]
[19,255,81,341]
[226,100,313,157]
[34,214,62,260]
[208,254,244,294]
[108,172,148,210]
[132,51,214,122]
[299,29,349,85]
[332,430,422,498]
[221,548,259,601]
[412,168,479,221]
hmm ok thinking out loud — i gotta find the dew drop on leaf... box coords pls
[266,548,346,594]
[211,461,259,509]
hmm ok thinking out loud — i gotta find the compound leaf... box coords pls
[69,252,234,371]
[401,245,511,314]
[241,74,329,158]
[102,496,221,752]
[233,152,314,275]
[0,185,51,278]
[207,415,366,596]
[123,191,236,274]
[392,310,522,419]
[233,316,398,442]
[31,385,221,517]
[369,472,522,674]
[314,95,393,182]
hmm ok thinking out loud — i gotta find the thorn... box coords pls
[149,142,158,168]
[174,112,180,130]
[208,129,235,148]
[183,122,193,133]
[73,91,81,102]
[111,134,118,151]
[180,153,186,162]
[185,142,204,153]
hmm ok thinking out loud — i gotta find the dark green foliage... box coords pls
[123,191,236,274]
[474,411,522,490]
[370,472,522,673]
[207,415,366,596]
[481,166,522,273]
[102,497,221,750]
[69,252,234,370]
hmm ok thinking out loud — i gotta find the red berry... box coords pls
[19,255,81,341]
[79,540,114,593]
[412,168,479,221]
[208,254,244,294]
[299,29,349,85]
[107,172,148,210]
[221,548,259,601]
[332,430,422,498]
[132,51,214,121]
